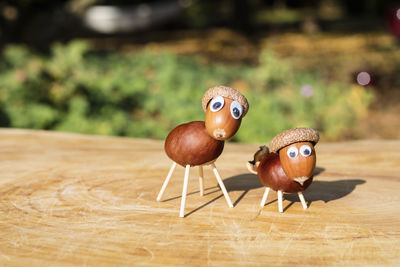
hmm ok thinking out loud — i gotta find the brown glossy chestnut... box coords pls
[257,152,313,194]
[165,121,224,167]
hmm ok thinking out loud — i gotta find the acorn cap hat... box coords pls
[269,128,319,153]
[202,86,249,117]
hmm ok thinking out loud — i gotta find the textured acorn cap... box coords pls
[202,86,249,117]
[269,128,320,153]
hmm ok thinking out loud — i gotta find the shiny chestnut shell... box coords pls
[257,153,313,193]
[165,121,224,167]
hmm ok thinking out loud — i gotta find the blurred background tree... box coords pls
[1,0,398,47]
[0,0,399,142]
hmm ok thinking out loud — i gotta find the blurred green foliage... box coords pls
[0,41,373,142]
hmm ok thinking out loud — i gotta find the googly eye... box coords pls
[209,96,225,112]
[300,145,312,157]
[230,101,243,119]
[286,146,298,159]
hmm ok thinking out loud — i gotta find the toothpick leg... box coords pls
[157,162,177,201]
[298,192,307,210]
[179,165,191,218]
[211,163,233,208]
[277,190,283,213]
[260,187,270,207]
[199,166,204,196]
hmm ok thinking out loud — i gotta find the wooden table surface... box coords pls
[0,129,399,266]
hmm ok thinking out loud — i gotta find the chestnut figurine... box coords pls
[157,86,249,217]
[247,128,319,212]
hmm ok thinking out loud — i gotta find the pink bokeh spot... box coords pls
[300,85,314,98]
[356,72,371,86]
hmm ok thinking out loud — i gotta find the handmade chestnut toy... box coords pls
[247,128,319,212]
[157,86,249,217]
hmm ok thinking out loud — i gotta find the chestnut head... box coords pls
[202,86,249,141]
[279,142,316,185]
[270,128,319,185]
[205,96,243,140]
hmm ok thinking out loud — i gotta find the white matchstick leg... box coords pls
[157,162,177,201]
[199,166,204,196]
[179,165,191,218]
[298,192,307,210]
[277,190,283,213]
[211,163,233,208]
[260,187,270,207]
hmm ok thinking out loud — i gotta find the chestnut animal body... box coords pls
[257,152,313,194]
[158,86,249,217]
[249,128,319,212]
[165,121,224,167]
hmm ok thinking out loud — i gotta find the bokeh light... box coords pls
[300,85,314,98]
[356,72,371,86]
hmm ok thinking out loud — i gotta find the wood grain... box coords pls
[0,129,399,266]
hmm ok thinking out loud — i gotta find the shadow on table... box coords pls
[161,185,220,202]
[284,179,366,207]
[223,167,329,207]
[183,172,264,217]
[223,173,263,206]
[184,167,329,216]
[169,166,364,216]
[224,167,366,209]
